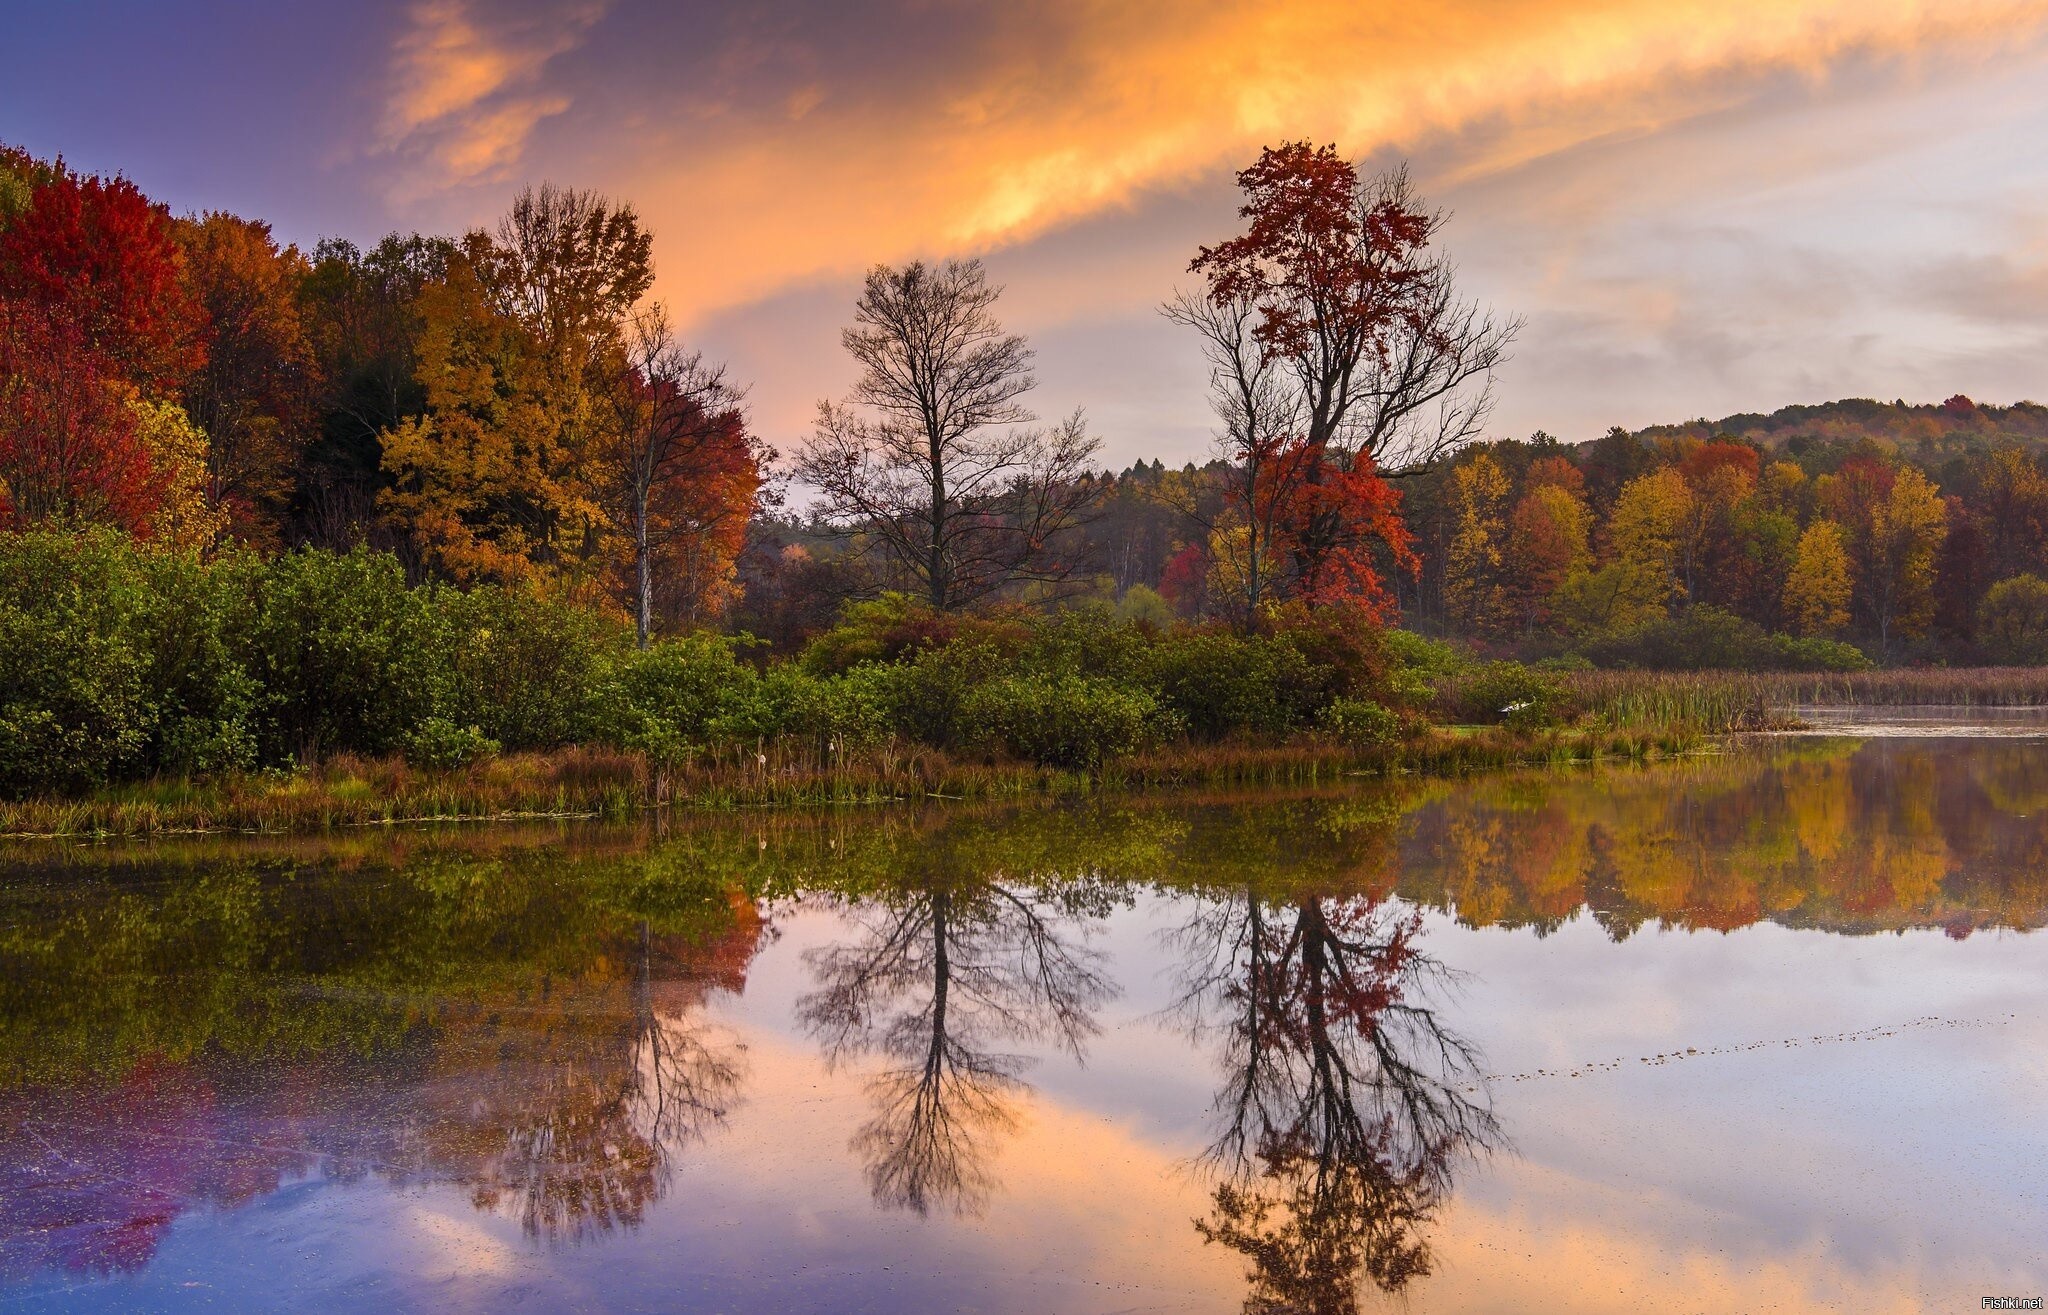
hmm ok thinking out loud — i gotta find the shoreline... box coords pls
[0,725,1705,839]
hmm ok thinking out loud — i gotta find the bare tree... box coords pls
[797,878,1115,1217]
[1192,153,1519,479]
[796,260,1100,611]
[597,306,756,646]
[1161,288,1304,622]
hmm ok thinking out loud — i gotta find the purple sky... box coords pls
[7,0,2048,469]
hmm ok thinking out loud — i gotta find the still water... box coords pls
[1,733,2042,1313]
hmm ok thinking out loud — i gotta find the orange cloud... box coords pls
[576,0,2048,323]
[380,0,604,190]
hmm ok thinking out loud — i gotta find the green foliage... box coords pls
[1577,606,1869,673]
[1142,630,1316,739]
[1114,584,1176,630]
[1438,661,1570,731]
[0,532,157,793]
[441,585,626,747]
[593,635,755,761]
[961,673,1165,768]
[1381,629,1467,709]
[798,593,1026,676]
[0,534,1450,800]
[1978,575,2048,665]
[1319,697,1403,749]
[401,717,501,771]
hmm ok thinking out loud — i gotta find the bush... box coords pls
[1320,697,1403,749]
[1381,632,1466,710]
[1438,661,1570,730]
[0,532,157,794]
[1578,606,1868,673]
[1143,629,1318,740]
[1017,607,1153,684]
[960,673,1164,768]
[442,585,626,748]
[245,548,453,761]
[1979,575,2048,665]
[401,717,500,771]
[593,636,755,761]
[798,593,1027,676]
[136,549,261,775]
[710,664,893,751]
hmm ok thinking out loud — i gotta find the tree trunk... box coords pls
[635,484,653,648]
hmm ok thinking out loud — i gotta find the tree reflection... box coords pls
[438,915,754,1242]
[0,863,766,1272]
[1171,889,1499,1311]
[797,877,1115,1217]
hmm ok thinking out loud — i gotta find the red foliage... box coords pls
[1677,440,1759,487]
[1524,454,1585,496]
[1159,541,1211,615]
[0,301,161,532]
[1190,141,1434,365]
[0,161,199,390]
[1243,442,1416,621]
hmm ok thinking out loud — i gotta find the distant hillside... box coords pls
[1621,395,2048,455]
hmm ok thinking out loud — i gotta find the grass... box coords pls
[0,724,1702,839]
[1559,666,2048,735]
[25,663,2040,839]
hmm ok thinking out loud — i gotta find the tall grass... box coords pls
[1563,666,2048,735]
[0,725,1702,838]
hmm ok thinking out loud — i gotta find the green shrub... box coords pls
[442,585,626,748]
[860,640,1011,749]
[1439,661,1570,730]
[245,548,453,761]
[401,717,500,771]
[960,673,1163,768]
[710,665,893,750]
[1578,606,1868,673]
[1979,575,2048,665]
[1017,607,1152,684]
[593,635,755,761]
[1143,630,1316,739]
[137,549,261,775]
[0,532,156,794]
[1114,584,1176,630]
[1320,697,1403,749]
[798,593,1027,676]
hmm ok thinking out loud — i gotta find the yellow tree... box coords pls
[1781,519,1852,637]
[1549,466,1689,639]
[123,394,226,552]
[1867,467,1948,651]
[1443,452,1513,638]
[378,249,592,584]
[380,187,654,591]
[1607,467,1691,596]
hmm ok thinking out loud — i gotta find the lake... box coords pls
[1,731,2043,1313]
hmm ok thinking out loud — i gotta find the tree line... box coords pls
[5,135,2044,672]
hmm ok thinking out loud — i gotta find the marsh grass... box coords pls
[0,726,1700,838]
[1562,666,2048,735]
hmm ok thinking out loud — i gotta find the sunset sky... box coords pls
[7,0,2048,469]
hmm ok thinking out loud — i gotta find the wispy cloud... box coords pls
[378,0,604,192]
[568,0,2048,319]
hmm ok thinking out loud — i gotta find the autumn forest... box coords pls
[5,134,2048,811]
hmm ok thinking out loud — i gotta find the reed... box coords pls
[1561,666,2048,735]
[0,725,1702,838]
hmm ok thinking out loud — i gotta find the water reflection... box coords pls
[0,734,2045,1309]
[1172,885,1499,1310]
[0,850,767,1275]
[797,875,1117,1217]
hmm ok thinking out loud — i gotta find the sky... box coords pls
[5,0,2048,470]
